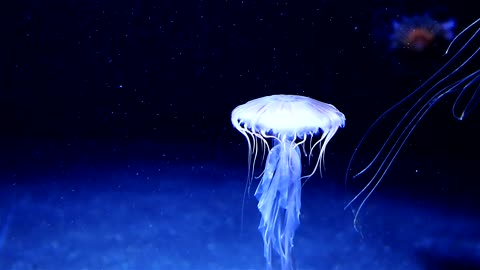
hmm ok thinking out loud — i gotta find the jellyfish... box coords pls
[231,94,345,270]
[390,14,455,52]
[346,18,480,229]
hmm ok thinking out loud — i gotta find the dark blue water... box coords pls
[1,0,479,269]
[0,139,478,270]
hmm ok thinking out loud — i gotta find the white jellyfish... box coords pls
[346,18,480,229]
[231,94,345,270]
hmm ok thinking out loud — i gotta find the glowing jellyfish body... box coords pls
[231,95,345,270]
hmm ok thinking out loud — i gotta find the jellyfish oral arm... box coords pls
[255,140,302,270]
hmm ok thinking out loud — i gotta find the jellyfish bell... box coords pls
[231,94,345,270]
[390,14,456,52]
[346,18,480,230]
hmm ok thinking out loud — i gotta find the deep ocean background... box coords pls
[0,0,479,269]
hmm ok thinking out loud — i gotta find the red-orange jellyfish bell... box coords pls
[390,14,455,52]
[231,94,345,270]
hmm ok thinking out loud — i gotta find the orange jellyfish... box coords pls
[390,14,455,52]
[231,95,345,270]
[346,18,480,229]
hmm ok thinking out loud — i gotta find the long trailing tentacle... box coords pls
[301,126,339,183]
[452,70,480,120]
[347,80,459,229]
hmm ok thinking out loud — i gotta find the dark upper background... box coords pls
[0,0,478,195]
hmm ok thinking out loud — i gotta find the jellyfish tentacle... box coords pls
[445,18,480,55]
[452,69,480,120]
